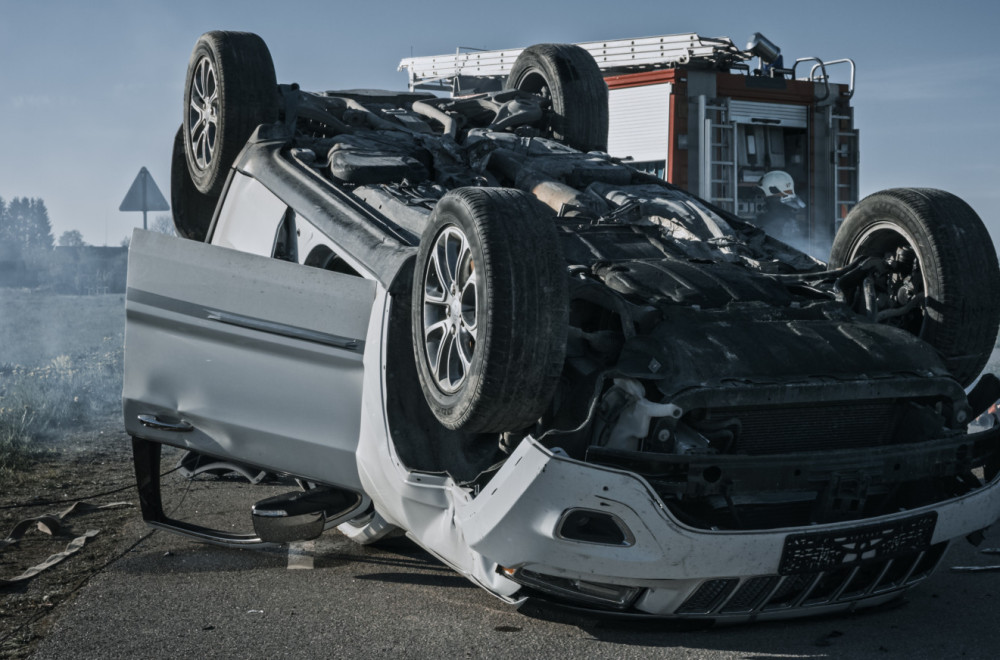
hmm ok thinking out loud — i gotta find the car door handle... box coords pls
[137,414,194,432]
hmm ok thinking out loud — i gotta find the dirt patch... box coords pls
[0,291,144,656]
[0,419,142,658]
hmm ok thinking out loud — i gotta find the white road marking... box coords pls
[287,540,316,570]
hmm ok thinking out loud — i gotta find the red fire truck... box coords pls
[399,33,857,257]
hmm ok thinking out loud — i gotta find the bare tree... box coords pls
[150,214,176,236]
[58,230,87,247]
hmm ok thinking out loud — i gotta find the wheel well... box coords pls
[304,244,361,277]
[382,284,504,484]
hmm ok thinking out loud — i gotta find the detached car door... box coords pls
[123,229,377,490]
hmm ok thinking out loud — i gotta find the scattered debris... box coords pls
[950,547,1000,573]
[0,501,131,586]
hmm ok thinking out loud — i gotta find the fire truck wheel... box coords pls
[830,188,1000,386]
[183,31,279,200]
[411,187,567,433]
[505,44,609,153]
[170,126,216,241]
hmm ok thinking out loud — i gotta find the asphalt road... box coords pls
[29,471,1000,659]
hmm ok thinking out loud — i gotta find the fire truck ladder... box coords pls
[698,98,737,214]
[398,33,749,92]
[832,110,859,229]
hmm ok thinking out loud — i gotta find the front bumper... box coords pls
[455,433,1000,620]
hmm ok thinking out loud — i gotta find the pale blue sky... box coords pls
[1,0,997,249]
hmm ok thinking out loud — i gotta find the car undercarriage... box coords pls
[261,84,1000,534]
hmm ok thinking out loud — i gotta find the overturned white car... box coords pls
[123,31,1000,621]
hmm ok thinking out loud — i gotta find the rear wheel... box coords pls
[412,188,567,433]
[183,31,278,201]
[505,44,608,153]
[170,126,216,241]
[829,188,1000,385]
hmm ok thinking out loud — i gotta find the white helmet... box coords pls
[759,170,806,209]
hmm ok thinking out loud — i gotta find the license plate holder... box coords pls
[779,512,937,575]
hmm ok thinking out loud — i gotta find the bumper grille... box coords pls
[717,400,902,455]
[676,541,946,617]
[675,578,738,614]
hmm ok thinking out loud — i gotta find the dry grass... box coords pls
[0,290,124,475]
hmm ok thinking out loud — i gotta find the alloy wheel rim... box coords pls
[422,226,478,394]
[188,56,219,170]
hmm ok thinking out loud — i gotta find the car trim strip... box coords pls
[127,288,364,352]
[206,309,361,351]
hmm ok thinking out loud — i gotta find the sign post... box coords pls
[119,167,169,230]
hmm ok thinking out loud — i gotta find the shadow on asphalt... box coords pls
[353,572,474,589]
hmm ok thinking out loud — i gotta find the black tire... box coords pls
[829,188,1000,386]
[183,31,278,200]
[505,44,608,153]
[412,188,568,433]
[170,126,216,241]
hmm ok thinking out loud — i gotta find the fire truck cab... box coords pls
[399,33,858,258]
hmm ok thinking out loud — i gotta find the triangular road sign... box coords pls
[120,167,169,212]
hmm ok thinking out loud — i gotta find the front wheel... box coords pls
[412,188,567,433]
[170,126,216,241]
[829,188,1000,386]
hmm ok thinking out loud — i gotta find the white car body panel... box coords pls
[124,230,375,489]
[212,173,290,255]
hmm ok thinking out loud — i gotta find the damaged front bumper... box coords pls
[452,428,1000,621]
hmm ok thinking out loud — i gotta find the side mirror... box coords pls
[252,487,363,543]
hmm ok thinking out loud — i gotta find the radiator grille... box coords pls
[706,401,902,455]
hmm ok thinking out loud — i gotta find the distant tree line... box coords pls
[0,195,133,294]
